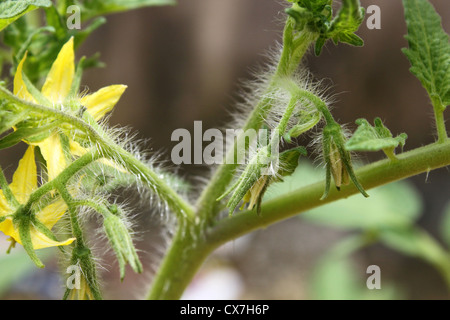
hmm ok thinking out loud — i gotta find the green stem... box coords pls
[148,140,450,299]
[146,223,215,300]
[195,21,317,225]
[208,141,450,243]
[103,143,195,221]
[0,86,195,221]
[431,97,448,143]
[22,150,102,213]
[59,183,103,300]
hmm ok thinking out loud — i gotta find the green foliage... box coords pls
[0,0,449,300]
[2,4,104,84]
[0,0,52,31]
[286,0,365,56]
[402,0,450,109]
[345,118,407,158]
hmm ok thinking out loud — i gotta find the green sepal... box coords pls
[321,122,368,200]
[0,167,19,207]
[21,71,52,107]
[219,163,264,216]
[15,208,45,268]
[276,146,307,180]
[218,145,307,215]
[0,121,60,150]
[31,214,69,251]
[345,118,408,158]
[284,111,321,143]
[0,101,27,136]
[67,56,87,98]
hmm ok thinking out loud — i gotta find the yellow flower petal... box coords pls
[69,140,87,157]
[0,191,11,217]
[13,52,35,102]
[38,134,67,181]
[0,202,73,249]
[0,217,74,249]
[80,85,127,121]
[37,199,67,230]
[41,37,75,103]
[0,218,18,242]
[29,225,75,249]
[9,146,37,204]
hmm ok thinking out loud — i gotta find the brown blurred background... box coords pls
[1,0,449,299]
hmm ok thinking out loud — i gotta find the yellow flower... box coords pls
[14,37,127,180]
[0,146,75,249]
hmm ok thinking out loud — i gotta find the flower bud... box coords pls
[328,139,350,189]
[321,122,368,199]
[103,208,142,281]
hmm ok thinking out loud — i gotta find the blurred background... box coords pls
[0,0,449,299]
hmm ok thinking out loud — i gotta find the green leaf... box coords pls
[402,0,450,108]
[79,0,176,20]
[276,146,307,179]
[0,0,52,31]
[315,0,365,55]
[345,118,407,153]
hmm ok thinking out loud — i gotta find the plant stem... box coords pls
[0,86,195,221]
[431,96,448,143]
[147,140,450,299]
[208,141,450,243]
[195,22,317,225]
[146,223,215,300]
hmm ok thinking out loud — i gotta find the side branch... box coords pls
[207,141,450,245]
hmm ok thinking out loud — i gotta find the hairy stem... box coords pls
[0,86,195,221]
[148,140,450,299]
[195,20,318,225]
[208,141,450,243]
